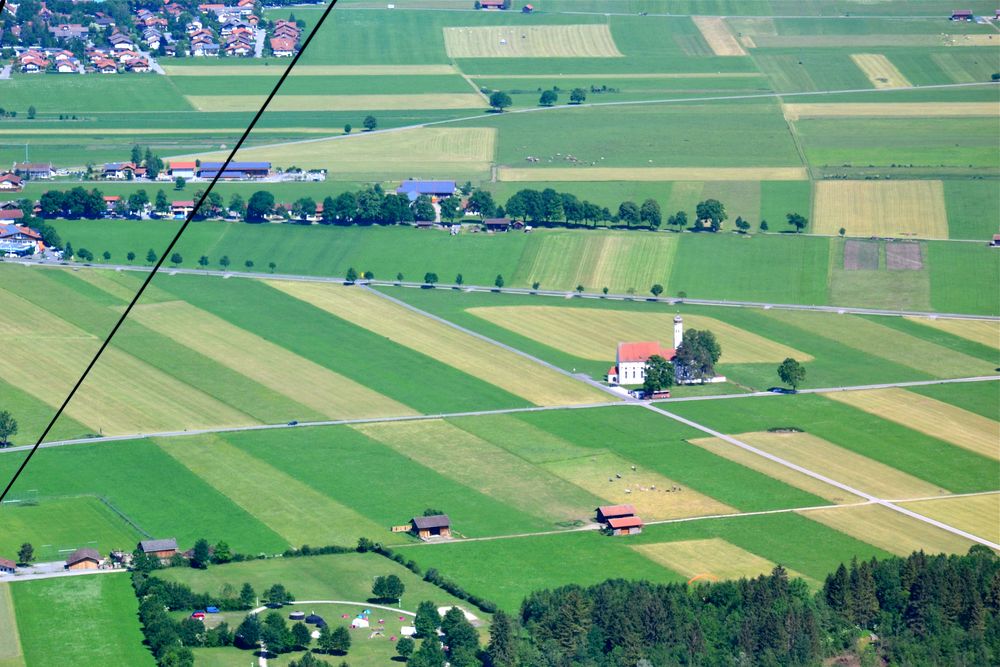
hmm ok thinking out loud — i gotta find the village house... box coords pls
[0,224,43,256]
[396,179,456,202]
[65,548,102,570]
[55,57,80,74]
[270,36,296,57]
[103,162,142,180]
[607,315,683,385]
[0,558,16,574]
[0,173,23,191]
[171,200,195,217]
[479,0,506,8]
[48,23,88,40]
[596,504,643,536]
[411,514,452,539]
[138,538,178,561]
[168,161,197,179]
[18,53,49,73]
[950,9,974,21]
[0,207,24,221]
[13,163,54,180]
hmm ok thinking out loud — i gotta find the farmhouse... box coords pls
[411,514,452,539]
[396,179,456,202]
[0,173,23,191]
[950,9,974,20]
[13,163,54,180]
[0,558,16,574]
[169,161,197,179]
[596,504,644,535]
[65,548,102,570]
[270,36,297,57]
[138,538,178,561]
[607,316,682,385]
[198,161,271,180]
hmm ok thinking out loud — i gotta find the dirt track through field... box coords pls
[444,25,622,58]
[851,54,912,88]
[692,17,747,56]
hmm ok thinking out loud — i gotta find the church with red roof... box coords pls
[606,315,683,385]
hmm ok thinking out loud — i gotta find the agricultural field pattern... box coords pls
[0,0,997,666]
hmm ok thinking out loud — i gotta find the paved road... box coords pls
[10,258,998,321]
[254,28,266,58]
[1,566,127,583]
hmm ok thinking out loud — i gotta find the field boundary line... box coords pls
[644,404,1000,551]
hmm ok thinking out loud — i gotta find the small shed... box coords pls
[951,9,974,20]
[411,514,452,539]
[989,234,1000,247]
[596,504,636,523]
[0,558,16,574]
[607,515,644,536]
[484,217,512,232]
[65,548,101,570]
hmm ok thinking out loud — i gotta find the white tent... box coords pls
[351,617,370,629]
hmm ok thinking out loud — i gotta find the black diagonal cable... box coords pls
[0,0,340,502]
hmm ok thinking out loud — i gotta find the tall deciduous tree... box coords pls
[372,574,405,602]
[0,410,18,446]
[777,357,806,390]
[642,354,674,395]
[489,91,513,112]
[696,199,727,232]
[618,200,640,227]
[674,329,722,382]
[786,212,808,232]
[539,89,558,106]
[17,542,33,565]
[640,198,662,229]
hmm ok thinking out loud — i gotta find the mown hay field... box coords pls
[826,389,1000,461]
[899,493,1000,545]
[905,317,1000,350]
[165,64,458,76]
[782,102,999,120]
[443,25,622,58]
[497,167,809,181]
[194,127,496,176]
[466,306,812,364]
[686,436,864,505]
[691,17,746,56]
[801,504,979,556]
[131,300,413,420]
[185,93,486,112]
[270,282,606,406]
[633,538,814,583]
[352,419,603,525]
[156,435,395,546]
[813,180,949,238]
[719,432,949,500]
[850,53,913,88]
[543,452,736,521]
[0,583,22,667]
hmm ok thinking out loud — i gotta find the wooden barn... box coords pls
[597,504,644,536]
[65,548,101,570]
[138,538,178,561]
[596,504,636,523]
[411,514,452,539]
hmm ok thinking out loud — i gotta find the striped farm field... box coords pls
[131,300,413,420]
[269,282,606,406]
[511,231,678,294]
[782,102,1000,120]
[686,436,864,505]
[710,432,949,500]
[156,435,394,547]
[543,452,736,521]
[801,504,980,556]
[632,539,813,584]
[812,180,948,238]
[185,93,486,112]
[466,306,812,364]
[826,389,1000,461]
[899,493,1000,545]
[691,17,747,56]
[850,53,912,88]
[0,583,24,667]
[164,64,458,76]
[905,317,1000,350]
[497,167,809,182]
[193,127,496,176]
[443,25,622,58]
[464,72,764,79]
[352,419,603,525]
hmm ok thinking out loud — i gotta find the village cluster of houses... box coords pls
[15,30,151,74]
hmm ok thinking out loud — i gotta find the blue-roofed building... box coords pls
[198,162,271,179]
[396,179,456,202]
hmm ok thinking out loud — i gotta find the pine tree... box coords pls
[487,610,517,667]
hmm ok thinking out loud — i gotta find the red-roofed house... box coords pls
[607,315,683,385]
[171,201,195,216]
[169,161,197,178]
[596,504,636,522]
[0,173,23,192]
[0,558,16,574]
[606,516,643,535]
[270,37,296,57]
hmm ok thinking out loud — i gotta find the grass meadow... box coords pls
[0,497,141,560]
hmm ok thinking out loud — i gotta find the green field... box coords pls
[9,575,152,667]
[0,497,141,561]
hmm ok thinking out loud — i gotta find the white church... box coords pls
[606,315,683,386]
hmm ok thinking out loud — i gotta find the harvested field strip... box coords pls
[783,102,1000,120]
[899,494,1000,545]
[0,584,23,667]
[498,167,808,182]
[763,310,994,379]
[826,389,1000,461]
[466,72,764,79]
[692,17,747,56]
[717,432,948,500]
[0,289,82,337]
[544,452,736,521]
[67,269,146,302]
[352,419,603,525]
[270,282,605,406]
[813,180,948,239]
[194,127,497,174]
[905,317,1000,350]
[851,53,912,89]
[801,504,978,556]
[156,435,390,547]
[512,232,678,295]
[633,539,814,584]
[443,25,622,58]
[131,300,413,420]
[185,93,486,112]
[164,64,458,76]
[843,240,880,270]
[466,306,811,364]
[687,436,863,505]
[449,414,595,464]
